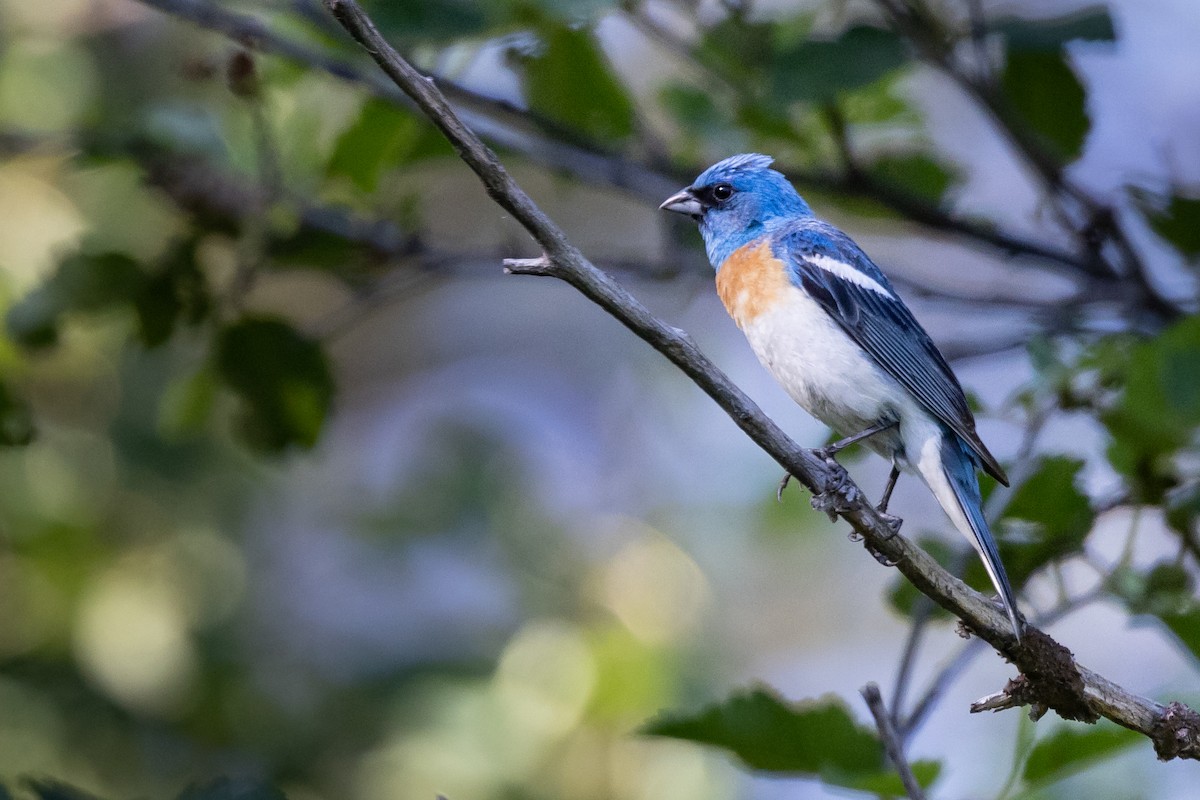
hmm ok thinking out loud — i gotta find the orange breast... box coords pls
[715,239,789,329]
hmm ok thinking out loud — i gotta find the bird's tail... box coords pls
[920,432,1022,640]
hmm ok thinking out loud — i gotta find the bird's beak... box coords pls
[659,188,704,218]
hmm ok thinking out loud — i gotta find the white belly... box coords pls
[740,285,925,461]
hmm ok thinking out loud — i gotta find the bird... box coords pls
[660,153,1022,640]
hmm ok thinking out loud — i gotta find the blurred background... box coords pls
[0,0,1199,798]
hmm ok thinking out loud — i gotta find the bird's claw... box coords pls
[865,543,898,567]
[802,449,901,566]
[776,472,792,502]
[810,462,857,521]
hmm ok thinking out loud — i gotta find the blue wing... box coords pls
[777,222,1008,485]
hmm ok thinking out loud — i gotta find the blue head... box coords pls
[660,153,812,266]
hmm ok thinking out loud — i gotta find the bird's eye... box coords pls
[712,183,734,201]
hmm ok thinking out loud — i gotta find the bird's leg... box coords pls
[810,462,857,522]
[873,463,903,541]
[777,420,898,501]
[815,419,898,461]
[878,464,901,513]
[860,466,902,565]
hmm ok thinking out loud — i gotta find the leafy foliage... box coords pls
[1022,723,1141,788]
[7,252,149,348]
[360,0,492,43]
[869,153,958,204]
[0,378,34,446]
[6,245,209,350]
[328,99,451,192]
[1103,315,1200,501]
[0,0,1197,797]
[770,26,907,105]
[643,687,940,793]
[991,455,1095,588]
[993,8,1116,49]
[1001,50,1089,160]
[998,8,1114,161]
[511,21,635,142]
[1134,190,1200,259]
[215,317,334,452]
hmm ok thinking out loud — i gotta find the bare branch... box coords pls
[320,0,1200,759]
[862,683,927,800]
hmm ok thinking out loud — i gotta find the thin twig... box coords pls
[890,595,933,724]
[862,683,928,800]
[318,0,1200,759]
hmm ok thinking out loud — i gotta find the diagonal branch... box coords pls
[320,0,1200,761]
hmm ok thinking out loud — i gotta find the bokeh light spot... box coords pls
[73,559,197,716]
[600,524,710,644]
[494,618,597,738]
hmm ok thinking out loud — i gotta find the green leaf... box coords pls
[1103,315,1200,500]
[839,73,912,125]
[1114,559,1195,617]
[869,153,958,204]
[1001,49,1089,160]
[513,23,635,142]
[771,26,908,105]
[328,99,452,193]
[1002,456,1093,542]
[642,687,883,777]
[133,240,210,347]
[0,379,35,446]
[1157,606,1200,663]
[360,0,491,43]
[1134,191,1200,259]
[843,760,941,795]
[985,456,1094,588]
[159,367,218,440]
[215,317,334,452]
[1022,722,1141,787]
[697,15,777,84]
[7,251,146,348]
[21,779,106,800]
[6,245,208,350]
[1166,482,1200,538]
[176,778,288,800]
[995,9,1115,50]
[660,85,731,138]
[269,226,367,271]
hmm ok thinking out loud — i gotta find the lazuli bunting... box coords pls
[661,153,1022,640]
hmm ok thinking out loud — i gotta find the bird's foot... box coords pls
[810,461,858,522]
[877,510,902,538]
[861,510,902,565]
